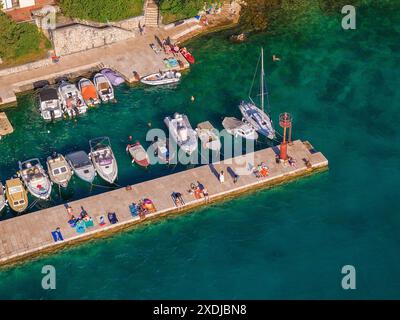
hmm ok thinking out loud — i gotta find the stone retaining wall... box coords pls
[52,24,136,56]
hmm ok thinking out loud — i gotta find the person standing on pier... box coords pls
[219,170,225,184]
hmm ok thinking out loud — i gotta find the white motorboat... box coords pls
[239,48,276,139]
[46,153,73,188]
[222,117,259,140]
[78,78,101,107]
[65,151,96,184]
[93,73,114,102]
[18,158,52,200]
[196,121,221,151]
[58,80,88,118]
[141,70,181,86]
[89,137,118,184]
[0,182,5,212]
[164,113,198,155]
[38,86,63,121]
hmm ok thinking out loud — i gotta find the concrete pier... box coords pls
[0,140,328,267]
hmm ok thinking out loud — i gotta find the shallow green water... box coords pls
[0,1,399,299]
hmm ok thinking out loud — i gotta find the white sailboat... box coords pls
[239,48,276,140]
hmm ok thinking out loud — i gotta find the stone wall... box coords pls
[52,24,136,56]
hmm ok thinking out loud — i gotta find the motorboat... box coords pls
[65,151,96,184]
[0,182,5,212]
[239,48,275,139]
[100,68,125,86]
[78,78,101,107]
[141,71,181,86]
[46,153,73,188]
[58,80,88,118]
[222,117,258,140]
[94,73,114,102]
[196,121,221,151]
[5,178,28,213]
[38,86,63,121]
[126,142,150,168]
[89,137,118,184]
[18,158,52,200]
[164,113,198,155]
[180,47,195,64]
[151,137,174,164]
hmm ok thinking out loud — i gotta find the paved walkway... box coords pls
[0,140,328,266]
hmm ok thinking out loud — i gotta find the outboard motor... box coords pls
[50,110,55,121]
[73,106,79,116]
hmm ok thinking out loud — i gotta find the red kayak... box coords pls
[180,47,195,64]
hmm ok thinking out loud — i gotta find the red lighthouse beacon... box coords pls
[279,112,293,161]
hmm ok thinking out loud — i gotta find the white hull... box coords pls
[58,81,88,117]
[89,147,118,184]
[239,101,275,139]
[19,160,52,200]
[164,113,197,155]
[94,73,114,102]
[0,183,5,212]
[78,78,101,107]
[66,151,96,184]
[141,71,181,86]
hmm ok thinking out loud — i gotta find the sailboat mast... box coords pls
[260,48,264,112]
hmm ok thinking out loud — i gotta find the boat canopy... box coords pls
[39,88,58,101]
[197,121,214,131]
[222,117,244,130]
[82,85,97,100]
[66,151,91,168]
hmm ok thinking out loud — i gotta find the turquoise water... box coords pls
[0,1,399,299]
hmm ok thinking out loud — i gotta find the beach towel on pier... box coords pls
[108,212,118,224]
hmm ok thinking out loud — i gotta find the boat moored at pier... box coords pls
[196,121,221,151]
[222,117,259,140]
[58,80,88,118]
[164,113,198,155]
[141,70,181,86]
[18,158,52,200]
[78,78,101,107]
[46,153,73,188]
[38,86,63,121]
[5,178,28,213]
[0,182,5,212]
[89,137,118,184]
[94,73,114,102]
[65,151,96,184]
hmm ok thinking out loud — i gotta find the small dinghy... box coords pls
[78,78,101,107]
[222,117,258,140]
[65,150,96,184]
[151,137,174,164]
[0,182,5,212]
[18,158,52,200]
[164,112,198,155]
[46,153,73,188]
[100,68,125,86]
[94,73,115,102]
[58,80,88,118]
[196,121,221,151]
[89,137,118,184]
[5,178,28,213]
[38,86,63,121]
[126,141,150,168]
[180,47,195,64]
[141,70,181,86]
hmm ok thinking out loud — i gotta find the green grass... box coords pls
[159,0,214,24]
[59,0,144,22]
[0,12,51,67]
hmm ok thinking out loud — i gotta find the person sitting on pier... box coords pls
[288,156,297,168]
[172,192,185,207]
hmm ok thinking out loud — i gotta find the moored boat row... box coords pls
[0,136,119,213]
[36,69,124,121]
